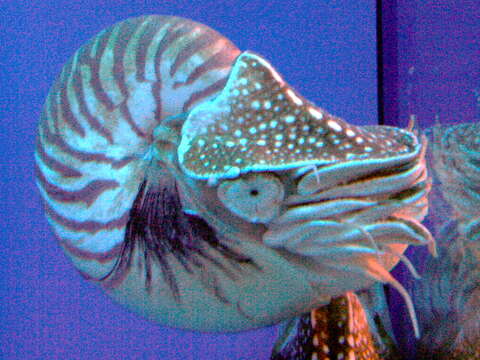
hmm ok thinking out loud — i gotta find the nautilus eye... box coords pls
[217,173,284,224]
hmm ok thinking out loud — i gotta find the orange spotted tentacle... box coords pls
[271,292,384,360]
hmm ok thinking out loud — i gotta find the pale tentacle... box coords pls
[289,154,427,204]
[386,247,421,279]
[264,218,432,254]
[336,220,422,280]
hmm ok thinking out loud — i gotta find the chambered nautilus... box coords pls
[410,122,480,359]
[35,15,435,338]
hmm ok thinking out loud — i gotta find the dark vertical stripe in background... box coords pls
[376,0,399,126]
[376,0,384,125]
[379,3,421,359]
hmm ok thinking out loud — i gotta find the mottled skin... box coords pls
[272,292,382,360]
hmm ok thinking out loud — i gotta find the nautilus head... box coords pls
[35,15,434,333]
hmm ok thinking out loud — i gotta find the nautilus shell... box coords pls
[35,15,434,333]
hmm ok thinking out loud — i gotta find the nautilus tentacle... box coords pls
[36,15,434,334]
[271,292,390,360]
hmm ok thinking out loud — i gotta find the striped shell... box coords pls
[36,15,434,333]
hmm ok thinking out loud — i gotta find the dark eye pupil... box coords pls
[250,189,259,196]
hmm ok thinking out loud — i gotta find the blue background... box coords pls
[390,0,479,129]
[2,0,479,359]
[1,1,377,359]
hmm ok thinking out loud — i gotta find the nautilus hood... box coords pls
[178,51,421,182]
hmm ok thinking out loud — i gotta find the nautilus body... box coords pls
[412,227,480,359]
[430,122,480,223]
[410,122,480,358]
[35,15,434,333]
